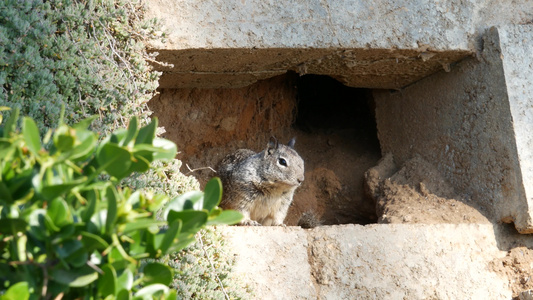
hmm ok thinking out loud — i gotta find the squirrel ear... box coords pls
[287,137,296,148]
[266,136,278,155]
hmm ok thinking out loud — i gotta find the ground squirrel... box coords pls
[217,137,305,226]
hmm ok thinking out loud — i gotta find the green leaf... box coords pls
[0,182,13,202]
[28,209,50,239]
[142,263,173,286]
[0,107,8,125]
[72,115,98,130]
[47,198,72,228]
[0,140,16,166]
[3,108,19,138]
[81,190,98,223]
[51,224,76,245]
[105,186,118,234]
[148,194,168,212]
[130,146,153,163]
[89,210,107,235]
[127,153,150,174]
[163,191,204,219]
[54,124,75,151]
[157,219,181,255]
[56,239,89,268]
[165,290,177,300]
[152,138,177,161]
[109,129,127,144]
[68,251,88,268]
[99,264,118,297]
[167,210,207,235]
[122,218,167,234]
[134,283,169,299]
[1,281,29,300]
[166,235,197,253]
[80,231,110,251]
[41,177,88,199]
[126,190,141,207]
[0,219,27,234]
[128,231,147,257]
[55,133,75,152]
[116,268,134,294]
[135,118,157,145]
[207,210,243,225]
[22,117,41,155]
[117,289,131,300]
[50,266,98,287]
[69,129,97,161]
[55,239,87,267]
[121,219,165,234]
[43,213,60,232]
[97,143,132,179]
[122,116,138,146]
[203,177,222,212]
[58,103,66,125]
[109,247,125,263]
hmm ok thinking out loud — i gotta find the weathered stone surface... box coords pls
[222,224,515,299]
[145,0,532,50]
[373,25,533,233]
[143,0,533,89]
[221,226,315,299]
[497,25,533,231]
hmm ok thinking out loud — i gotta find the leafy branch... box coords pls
[0,109,242,299]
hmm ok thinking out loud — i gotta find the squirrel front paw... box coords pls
[239,219,262,226]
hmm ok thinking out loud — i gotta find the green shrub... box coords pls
[1,0,251,298]
[0,110,242,299]
[0,0,162,136]
[163,228,253,300]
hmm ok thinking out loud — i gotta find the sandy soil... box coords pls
[490,247,533,299]
[365,153,489,224]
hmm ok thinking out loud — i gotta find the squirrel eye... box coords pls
[278,158,287,167]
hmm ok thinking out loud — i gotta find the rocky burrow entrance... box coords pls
[149,70,489,226]
[149,72,381,225]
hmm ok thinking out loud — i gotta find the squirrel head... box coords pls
[260,137,305,187]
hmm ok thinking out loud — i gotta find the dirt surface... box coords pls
[365,153,489,224]
[490,247,533,299]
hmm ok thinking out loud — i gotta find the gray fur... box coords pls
[217,138,305,226]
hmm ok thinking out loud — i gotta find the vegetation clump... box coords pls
[0,110,242,298]
[162,228,253,300]
[0,0,161,136]
[0,0,251,299]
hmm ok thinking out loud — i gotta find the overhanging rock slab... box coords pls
[151,48,469,89]
[143,0,498,89]
[143,0,533,89]
[222,225,513,299]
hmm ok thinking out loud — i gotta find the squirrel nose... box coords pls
[297,177,304,184]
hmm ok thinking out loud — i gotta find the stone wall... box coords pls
[144,1,533,297]
[222,224,521,299]
[373,25,533,233]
